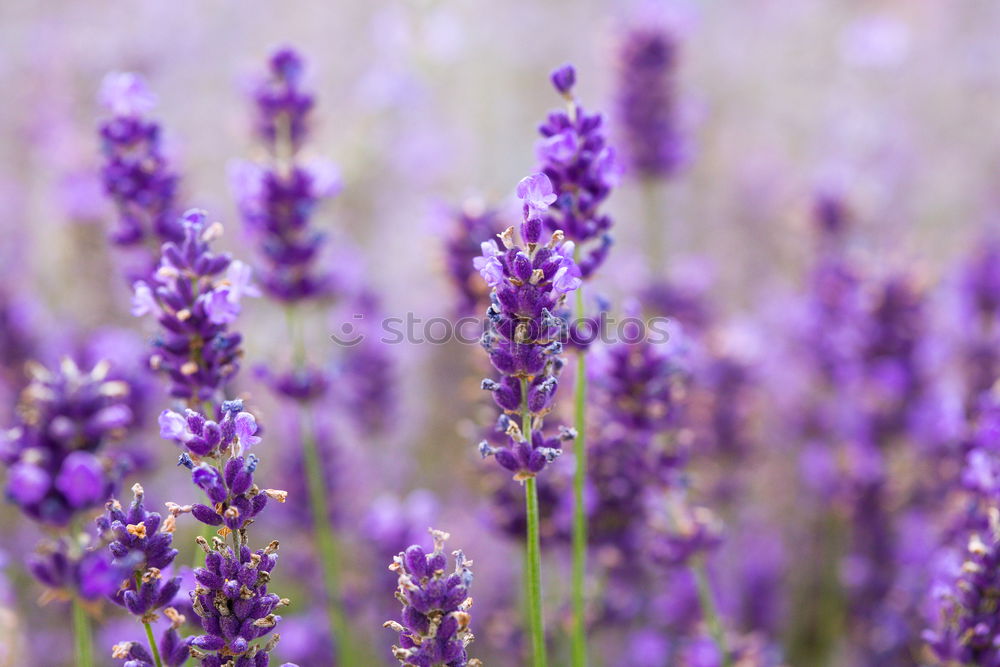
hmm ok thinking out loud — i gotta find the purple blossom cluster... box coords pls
[535,65,620,278]
[617,25,687,177]
[131,210,254,405]
[384,529,480,667]
[98,73,181,248]
[475,173,581,479]
[159,399,291,666]
[230,47,341,303]
[100,483,193,667]
[2,358,132,525]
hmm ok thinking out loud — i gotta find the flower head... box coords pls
[132,210,247,404]
[384,529,481,667]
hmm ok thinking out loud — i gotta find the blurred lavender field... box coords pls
[2,1,1000,666]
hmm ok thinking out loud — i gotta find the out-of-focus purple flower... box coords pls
[255,364,330,403]
[131,210,249,405]
[335,290,396,435]
[99,73,157,117]
[2,357,132,525]
[252,46,315,151]
[384,529,480,667]
[231,47,340,303]
[924,509,1000,665]
[535,65,619,278]
[442,201,504,316]
[647,499,723,568]
[55,451,108,508]
[616,24,688,178]
[27,538,131,601]
[98,72,180,247]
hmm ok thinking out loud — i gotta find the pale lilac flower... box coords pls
[130,282,161,317]
[99,72,157,117]
[517,173,559,221]
[157,409,188,441]
[473,240,504,287]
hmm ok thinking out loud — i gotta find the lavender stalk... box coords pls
[160,399,292,665]
[231,47,352,665]
[692,559,731,667]
[476,171,582,665]
[537,64,620,666]
[73,597,94,667]
[2,358,138,667]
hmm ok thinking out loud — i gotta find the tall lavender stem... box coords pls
[232,48,352,664]
[692,559,731,667]
[537,65,619,666]
[140,607,163,667]
[298,403,354,665]
[475,171,582,665]
[521,376,547,667]
[571,264,588,667]
[73,597,94,667]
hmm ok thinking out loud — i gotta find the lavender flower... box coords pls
[252,47,314,153]
[161,401,281,534]
[163,400,291,665]
[924,509,1000,665]
[131,210,254,405]
[98,72,181,247]
[27,539,128,602]
[98,484,181,616]
[616,24,687,178]
[230,47,341,303]
[187,538,286,664]
[100,484,194,667]
[475,172,581,479]
[383,529,481,667]
[535,65,620,278]
[1,357,132,525]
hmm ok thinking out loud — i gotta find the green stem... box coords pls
[143,617,164,667]
[640,177,665,271]
[72,597,93,667]
[525,477,547,667]
[134,573,164,667]
[300,408,353,666]
[521,377,548,667]
[692,558,730,667]
[570,263,588,667]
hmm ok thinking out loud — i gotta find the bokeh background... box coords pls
[2,0,1000,665]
